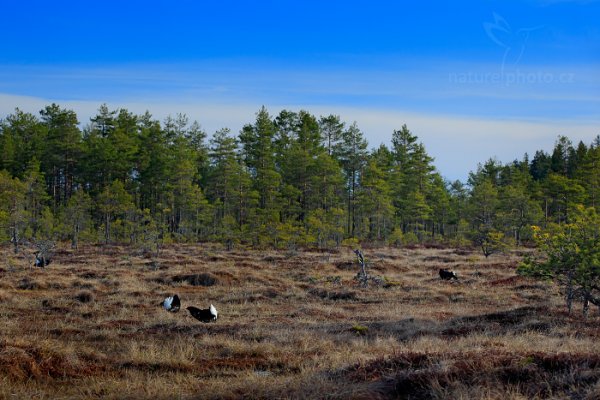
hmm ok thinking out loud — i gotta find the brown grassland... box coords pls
[0,243,599,399]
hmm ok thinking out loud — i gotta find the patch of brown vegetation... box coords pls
[16,277,45,290]
[307,287,359,301]
[74,290,95,303]
[423,255,456,263]
[0,244,598,399]
[0,340,105,381]
[487,275,528,286]
[346,350,600,399]
[171,272,218,286]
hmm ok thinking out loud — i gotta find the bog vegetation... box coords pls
[1,244,599,399]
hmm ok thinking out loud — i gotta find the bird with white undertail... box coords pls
[187,304,218,323]
[162,294,181,312]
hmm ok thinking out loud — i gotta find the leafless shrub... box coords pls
[17,277,43,290]
[32,239,56,268]
[74,290,95,303]
[172,273,218,286]
[354,249,384,288]
[308,287,358,301]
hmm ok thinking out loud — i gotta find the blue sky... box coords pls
[1,0,599,181]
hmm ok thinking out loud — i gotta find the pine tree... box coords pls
[273,110,299,169]
[136,112,170,212]
[207,128,240,221]
[0,171,26,252]
[110,108,139,184]
[550,136,573,177]
[167,146,209,239]
[577,141,600,210]
[520,206,600,316]
[469,179,506,257]
[530,150,552,181]
[205,134,258,243]
[355,159,394,241]
[39,104,82,209]
[278,110,326,225]
[447,180,469,243]
[61,189,93,249]
[542,173,585,224]
[319,114,344,156]
[428,173,451,238]
[82,105,138,197]
[310,152,345,212]
[0,109,46,177]
[23,159,50,238]
[498,182,543,245]
[333,122,368,237]
[97,180,134,244]
[239,107,281,245]
[390,125,440,237]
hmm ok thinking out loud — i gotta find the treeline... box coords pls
[1,103,599,251]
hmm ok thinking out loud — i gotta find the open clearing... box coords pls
[1,244,599,399]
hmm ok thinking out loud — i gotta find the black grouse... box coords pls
[187,304,218,323]
[439,268,458,280]
[34,253,51,268]
[162,294,181,312]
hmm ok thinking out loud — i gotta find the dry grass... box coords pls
[0,243,599,399]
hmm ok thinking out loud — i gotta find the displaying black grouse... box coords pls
[162,294,181,312]
[34,253,51,268]
[186,304,218,323]
[439,268,458,280]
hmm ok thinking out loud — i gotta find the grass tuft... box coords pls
[74,290,95,303]
[172,272,218,286]
[351,324,369,336]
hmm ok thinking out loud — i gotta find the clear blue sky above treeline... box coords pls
[0,0,598,181]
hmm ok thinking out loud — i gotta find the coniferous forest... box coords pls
[1,103,599,252]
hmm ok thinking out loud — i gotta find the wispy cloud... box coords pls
[1,60,598,119]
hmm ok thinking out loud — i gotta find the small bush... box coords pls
[352,324,369,336]
[341,237,360,248]
[74,290,95,303]
[383,276,402,288]
[308,287,357,301]
[172,273,218,286]
[17,278,43,290]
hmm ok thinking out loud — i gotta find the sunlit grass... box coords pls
[0,243,598,398]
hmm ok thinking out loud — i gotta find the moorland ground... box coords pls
[0,244,599,399]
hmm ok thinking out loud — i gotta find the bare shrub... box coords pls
[17,278,44,290]
[74,290,95,303]
[172,273,218,286]
[308,287,358,301]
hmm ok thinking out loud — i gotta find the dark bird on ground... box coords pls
[439,268,458,280]
[34,253,51,268]
[187,304,218,323]
[162,294,181,312]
